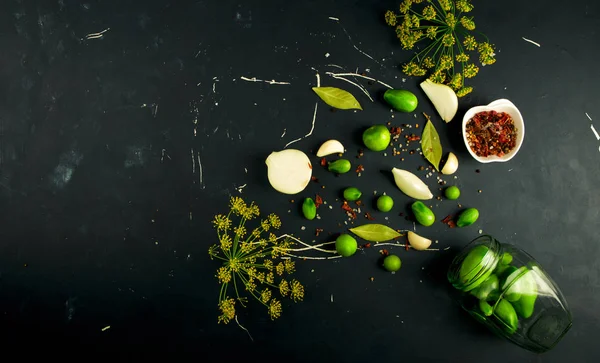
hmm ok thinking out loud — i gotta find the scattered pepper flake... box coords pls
[390,126,402,135]
[475,169,481,173]
[442,215,457,228]
[311,176,319,183]
[357,149,364,159]
[370,277,375,282]
[315,228,324,237]
[341,201,357,219]
[363,243,372,249]
[364,212,375,220]
[356,164,364,174]
[320,157,327,167]
[355,200,363,207]
[406,134,420,141]
[315,194,323,208]
[380,249,389,256]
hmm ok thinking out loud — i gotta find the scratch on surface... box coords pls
[330,294,334,303]
[586,112,592,121]
[240,76,291,85]
[284,72,320,148]
[327,74,373,102]
[328,16,339,21]
[281,128,286,138]
[235,315,254,342]
[197,152,205,189]
[84,28,110,40]
[329,17,382,66]
[191,148,195,174]
[325,72,392,89]
[160,149,171,163]
[236,183,247,193]
[101,326,111,332]
[522,37,541,47]
[591,125,600,141]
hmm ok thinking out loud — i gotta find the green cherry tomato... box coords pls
[445,186,461,200]
[377,195,394,212]
[335,234,358,257]
[383,255,402,272]
[362,125,391,152]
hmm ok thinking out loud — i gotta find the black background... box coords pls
[1,0,599,361]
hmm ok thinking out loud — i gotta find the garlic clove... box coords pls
[266,149,312,194]
[391,168,433,200]
[407,231,432,251]
[420,79,458,123]
[441,152,459,175]
[316,139,345,157]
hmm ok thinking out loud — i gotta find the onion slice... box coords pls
[420,79,458,123]
[266,149,312,194]
[391,168,433,200]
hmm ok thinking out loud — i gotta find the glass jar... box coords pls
[447,235,572,353]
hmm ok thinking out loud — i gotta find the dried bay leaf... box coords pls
[349,224,402,242]
[312,87,363,110]
[421,118,443,171]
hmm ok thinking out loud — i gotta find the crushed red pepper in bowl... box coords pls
[465,110,517,158]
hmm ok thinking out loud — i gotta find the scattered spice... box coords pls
[370,277,375,282]
[406,134,420,141]
[475,169,481,173]
[341,201,357,219]
[290,199,295,203]
[356,164,364,174]
[357,149,364,159]
[315,194,323,208]
[364,212,375,220]
[311,176,319,183]
[363,243,372,249]
[355,200,363,207]
[320,158,327,167]
[380,249,389,256]
[465,110,517,157]
[390,126,402,135]
[442,215,457,228]
[415,123,419,128]
[315,228,324,237]
[478,189,482,193]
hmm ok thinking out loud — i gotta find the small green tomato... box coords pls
[445,186,461,200]
[335,234,358,257]
[376,195,394,212]
[383,255,402,272]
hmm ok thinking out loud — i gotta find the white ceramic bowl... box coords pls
[462,99,525,163]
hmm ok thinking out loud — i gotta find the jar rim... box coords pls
[448,235,502,291]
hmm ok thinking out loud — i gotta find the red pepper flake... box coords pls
[441,215,457,228]
[405,240,409,251]
[390,126,402,135]
[363,243,372,249]
[341,201,357,219]
[364,212,375,220]
[355,200,363,207]
[315,194,323,208]
[315,228,324,237]
[406,134,420,141]
[311,176,319,183]
[356,164,364,174]
[320,158,327,167]
[357,149,364,159]
[380,249,389,256]
[466,110,517,157]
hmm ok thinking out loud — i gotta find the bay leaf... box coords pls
[421,119,443,171]
[349,224,401,242]
[312,87,363,110]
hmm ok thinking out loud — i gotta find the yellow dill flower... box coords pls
[233,226,246,239]
[410,15,420,28]
[438,0,452,12]
[449,73,463,91]
[268,299,282,320]
[212,214,231,231]
[445,13,456,29]
[239,242,254,254]
[242,202,260,220]
[423,57,435,69]
[426,26,438,40]
[456,0,474,13]
[268,233,277,242]
[276,262,285,276]
[480,54,496,65]
[260,289,272,304]
[413,0,424,4]
[279,280,290,297]
[429,69,446,84]
[399,0,411,14]
[422,5,436,20]
[260,219,270,232]
[442,33,455,47]
[217,266,232,284]
[220,234,232,251]
[478,42,496,65]
[290,280,305,302]
[266,272,275,284]
[284,259,295,274]
[230,197,246,216]
[246,266,257,278]
[218,298,235,324]
[385,10,397,26]
[463,64,479,78]
[251,228,262,239]
[439,55,453,70]
[460,16,475,31]
[245,280,256,292]
[402,62,419,76]
[229,258,242,272]
[208,244,219,258]
[256,272,265,283]
[268,214,281,229]
[263,259,273,271]
[455,53,469,62]
[463,35,477,51]
[456,86,473,97]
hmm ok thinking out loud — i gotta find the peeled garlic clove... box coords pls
[420,79,458,122]
[316,139,344,157]
[266,149,312,194]
[391,168,433,200]
[441,152,459,175]
[407,231,432,251]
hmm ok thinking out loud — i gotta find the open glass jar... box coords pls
[447,235,572,353]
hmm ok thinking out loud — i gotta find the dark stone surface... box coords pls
[0,0,599,361]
